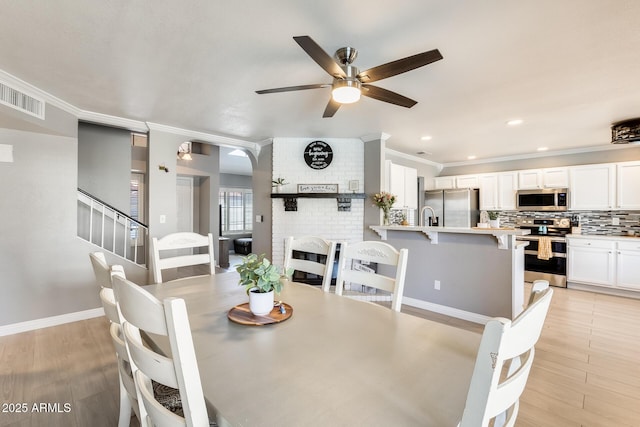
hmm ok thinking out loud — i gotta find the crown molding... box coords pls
[146,122,260,156]
[78,110,148,133]
[361,132,391,143]
[0,69,80,116]
[385,148,443,170]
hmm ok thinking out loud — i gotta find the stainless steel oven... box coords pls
[516,217,571,287]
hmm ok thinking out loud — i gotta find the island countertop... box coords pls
[370,225,530,250]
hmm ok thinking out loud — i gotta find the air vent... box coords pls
[611,118,640,144]
[0,80,45,120]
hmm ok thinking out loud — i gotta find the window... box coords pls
[219,188,253,234]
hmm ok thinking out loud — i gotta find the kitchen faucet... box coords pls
[420,205,438,226]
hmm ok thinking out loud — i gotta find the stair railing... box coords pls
[77,188,148,266]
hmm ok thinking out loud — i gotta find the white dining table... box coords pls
[144,271,482,427]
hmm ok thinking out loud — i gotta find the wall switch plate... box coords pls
[434,280,441,290]
[159,215,166,224]
[255,215,263,223]
[612,217,620,225]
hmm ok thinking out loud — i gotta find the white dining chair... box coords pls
[151,232,215,284]
[335,240,408,312]
[283,236,337,292]
[458,282,553,427]
[112,275,212,427]
[89,252,141,427]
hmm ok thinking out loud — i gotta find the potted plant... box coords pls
[488,211,500,228]
[372,191,397,226]
[236,253,293,315]
[272,177,288,193]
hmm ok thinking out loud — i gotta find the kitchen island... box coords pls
[370,225,530,322]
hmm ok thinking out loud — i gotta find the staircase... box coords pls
[77,189,148,266]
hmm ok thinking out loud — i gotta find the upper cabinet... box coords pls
[478,172,517,210]
[432,161,638,211]
[518,168,569,189]
[432,176,456,190]
[432,174,478,190]
[542,168,569,188]
[386,161,418,209]
[456,175,479,189]
[616,161,640,210]
[569,164,616,210]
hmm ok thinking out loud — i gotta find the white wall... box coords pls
[271,137,364,266]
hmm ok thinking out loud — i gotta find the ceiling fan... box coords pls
[256,36,443,118]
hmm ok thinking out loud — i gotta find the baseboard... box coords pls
[568,282,640,299]
[0,307,105,337]
[402,296,491,325]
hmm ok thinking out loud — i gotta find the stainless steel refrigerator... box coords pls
[424,189,480,227]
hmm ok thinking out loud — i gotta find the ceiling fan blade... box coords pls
[322,98,341,118]
[357,49,443,83]
[361,84,417,108]
[256,84,330,94]
[293,36,347,79]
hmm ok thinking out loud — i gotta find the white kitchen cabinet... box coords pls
[456,175,479,189]
[567,239,616,287]
[518,170,541,189]
[387,161,417,209]
[616,161,640,209]
[478,172,517,210]
[568,237,640,291]
[542,168,569,188]
[518,168,568,189]
[616,240,640,290]
[433,176,456,190]
[569,164,616,210]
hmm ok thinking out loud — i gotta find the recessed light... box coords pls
[507,119,523,126]
[537,147,548,152]
[420,135,432,141]
[467,155,477,160]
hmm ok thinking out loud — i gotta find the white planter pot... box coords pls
[249,289,274,315]
[489,219,500,228]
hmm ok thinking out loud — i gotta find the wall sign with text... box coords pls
[304,141,333,170]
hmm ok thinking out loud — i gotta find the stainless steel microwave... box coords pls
[516,188,568,211]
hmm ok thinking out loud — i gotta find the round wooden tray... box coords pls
[228,302,293,326]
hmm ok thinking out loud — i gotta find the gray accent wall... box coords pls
[380,230,516,318]
[363,138,385,241]
[78,122,132,214]
[440,146,640,176]
[0,104,111,326]
[251,144,273,257]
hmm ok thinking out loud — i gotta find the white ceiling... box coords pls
[2,1,640,166]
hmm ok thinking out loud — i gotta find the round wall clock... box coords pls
[304,141,333,170]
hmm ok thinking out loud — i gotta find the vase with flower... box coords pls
[372,191,397,226]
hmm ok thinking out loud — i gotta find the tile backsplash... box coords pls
[497,210,640,235]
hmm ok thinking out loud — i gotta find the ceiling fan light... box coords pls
[332,80,361,104]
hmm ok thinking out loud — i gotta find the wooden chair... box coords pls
[113,275,211,427]
[335,240,408,312]
[283,236,337,292]
[89,252,139,427]
[151,232,215,284]
[458,282,553,427]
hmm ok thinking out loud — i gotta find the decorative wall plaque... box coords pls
[304,141,333,169]
[297,184,339,193]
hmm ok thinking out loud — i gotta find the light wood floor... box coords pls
[1,284,639,426]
